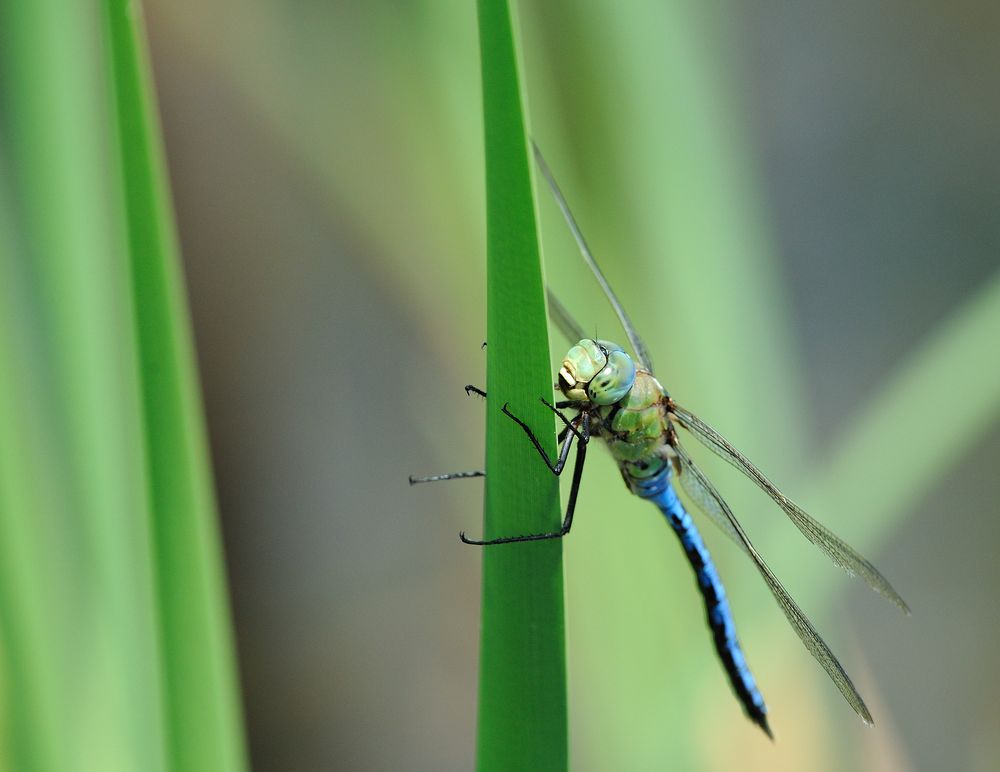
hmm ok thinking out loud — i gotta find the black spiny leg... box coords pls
[408,385,488,484]
[557,401,597,444]
[499,399,581,474]
[460,402,590,546]
[409,470,484,484]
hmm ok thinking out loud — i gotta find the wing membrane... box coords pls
[532,142,654,373]
[671,402,909,614]
[674,453,743,550]
[547,289,586,345]
[673,441,874,725]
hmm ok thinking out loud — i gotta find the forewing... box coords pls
[671,402,909,614]
[532,142,654,373]
[547,289,587,345]
[673,441,874,725]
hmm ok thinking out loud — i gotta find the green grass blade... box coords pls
[477,1,567,769]
[0,2,167,768]
[785,268,1000,608]
[0,164,69,772]
[0,2,246,770]
[103,2,248,769]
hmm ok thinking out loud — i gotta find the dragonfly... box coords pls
[411,143,908,739]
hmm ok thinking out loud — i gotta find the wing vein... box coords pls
[671,403,909,613]
[673,441,874,725]
[532,142,654,373]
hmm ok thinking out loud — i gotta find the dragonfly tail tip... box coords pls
[757,715,774,741]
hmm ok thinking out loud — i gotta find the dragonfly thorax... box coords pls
[557,339,636,405]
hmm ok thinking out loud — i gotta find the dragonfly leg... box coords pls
[460,413,590,546]
[409,470,484,485]
[499,399,583,474]
[411,395,570,483]
[411,393,572,482]
[407,386,487,483]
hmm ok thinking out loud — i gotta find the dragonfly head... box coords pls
[558,339,636,405]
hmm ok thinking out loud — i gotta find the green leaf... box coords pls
[0,2,246,769]
[104,1,248,769]
[477,1,567,770]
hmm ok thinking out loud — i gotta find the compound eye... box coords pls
[586,350,636,405]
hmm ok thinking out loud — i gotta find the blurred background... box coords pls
[141,1,998,769]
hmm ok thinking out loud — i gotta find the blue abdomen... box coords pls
[636,468,772,738]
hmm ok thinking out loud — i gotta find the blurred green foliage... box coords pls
[0,1,245,769]
[3,0,998,770]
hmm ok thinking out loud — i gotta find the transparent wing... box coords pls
[671,402,909,614]
[547,289,586,345]
[532,141,655,373]
[672,440,874,725]
[674,453,744,550]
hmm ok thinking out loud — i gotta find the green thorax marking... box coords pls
[597,371,671,479]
